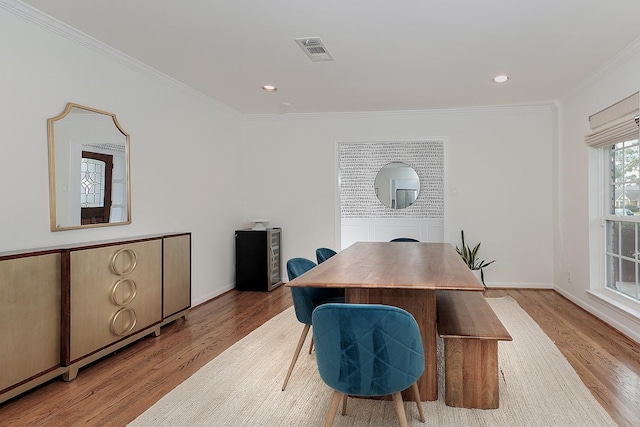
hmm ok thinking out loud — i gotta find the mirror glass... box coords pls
[374,162,420,209]
[48,103,131,231]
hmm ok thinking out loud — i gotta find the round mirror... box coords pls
[374,162,420,209]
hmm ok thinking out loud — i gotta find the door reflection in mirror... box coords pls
[80,151,112,225]
[374,162,420,209]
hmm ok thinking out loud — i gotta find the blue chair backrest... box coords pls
[316,247,337,264]
[312,303,424,397]
[287,257,317,281]
[390,238,420,242]
[287,257,343,325]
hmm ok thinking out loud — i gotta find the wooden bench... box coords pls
[436,291,512,409]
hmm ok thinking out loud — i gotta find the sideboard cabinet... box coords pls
[0,232,191,402]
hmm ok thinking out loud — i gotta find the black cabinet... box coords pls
[235,228,282,291]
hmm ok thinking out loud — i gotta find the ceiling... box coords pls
[18,0,640,115]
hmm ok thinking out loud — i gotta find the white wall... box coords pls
[243,107,555,287]
[0,5,244,304]
[557,40,640,343]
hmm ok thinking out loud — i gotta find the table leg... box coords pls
[346,288,437,401]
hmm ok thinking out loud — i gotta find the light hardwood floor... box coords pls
[0,287,638,426]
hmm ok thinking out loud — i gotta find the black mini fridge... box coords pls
[234,228,282,291]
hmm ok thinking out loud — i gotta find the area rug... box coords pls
[129,297,616,426]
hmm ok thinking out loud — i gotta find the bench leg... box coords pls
[444,338,500,409]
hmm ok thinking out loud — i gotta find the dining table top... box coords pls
[287,241,484,291]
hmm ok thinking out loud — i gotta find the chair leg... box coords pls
[309,336,314,354]
[281,324,310,391]
[411,382,425,422]
[341,394,348,415]
[323,390,344,427]
[391,392,409,427]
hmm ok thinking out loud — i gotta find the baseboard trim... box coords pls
[554,286,640,344]
[485,282,554,289]
[192,283,235,307]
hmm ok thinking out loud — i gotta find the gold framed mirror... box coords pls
[48,103,131,231]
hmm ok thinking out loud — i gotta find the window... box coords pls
[586,92,640,306]
[80,157,105,208]
[80,151,113,225]
[605,138,640,302]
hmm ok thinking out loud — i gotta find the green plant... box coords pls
[455,230,495,288]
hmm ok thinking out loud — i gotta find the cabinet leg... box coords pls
[63,366,79,382]
[153,326,161,337]
[181,309,190,321]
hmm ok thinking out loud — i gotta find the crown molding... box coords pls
[243,103,556,121]
[563,35,640,103]
[0,0,241,117]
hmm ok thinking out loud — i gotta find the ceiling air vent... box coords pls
[295,37,333,62]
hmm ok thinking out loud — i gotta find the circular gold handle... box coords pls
[110,307,137,336]
[110,278,137,306]
[111,248,137,275]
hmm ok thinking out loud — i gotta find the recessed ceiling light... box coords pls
[493,75,509,83]
[262,85,278,92]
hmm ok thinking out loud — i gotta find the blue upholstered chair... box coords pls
[316,247,337,264]
[312,303,426,426]
[390,238,420,242]
[282,258,344,391]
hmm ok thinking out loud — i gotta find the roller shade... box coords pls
[585,92,639,148]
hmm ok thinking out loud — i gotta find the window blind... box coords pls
[585,92,639,148]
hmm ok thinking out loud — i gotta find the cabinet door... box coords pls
[163,234,191,318]
[0,253,60,391]
[69,240,162,361]
[235,231,268,291]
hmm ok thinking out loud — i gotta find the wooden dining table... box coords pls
[286,241,484,401]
